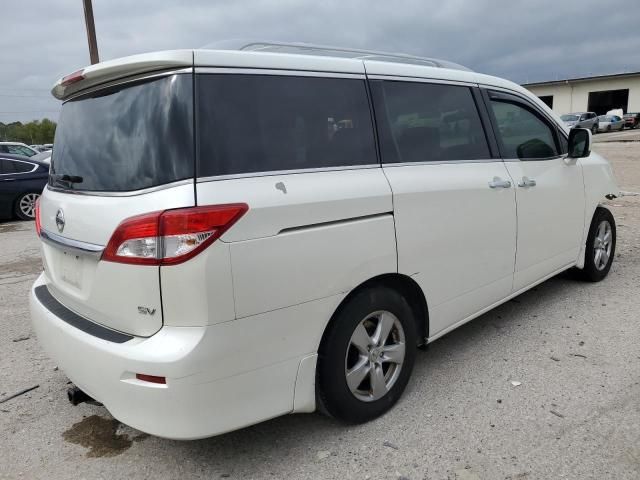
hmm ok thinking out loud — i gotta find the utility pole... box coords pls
[82,0,99,64]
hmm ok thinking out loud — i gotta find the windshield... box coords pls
[50,74,193,192]
[561,115,579,121]
[599,116,611,121]
[2,144,37,156]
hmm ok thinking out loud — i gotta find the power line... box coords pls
[0,94,54,99]
[0,110,60,114]
[0,87,51,92]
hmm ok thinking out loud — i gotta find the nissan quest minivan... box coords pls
[30,42,619,440]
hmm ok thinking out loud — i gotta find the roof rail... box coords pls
[202,39,472,72]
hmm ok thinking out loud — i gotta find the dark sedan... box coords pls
[0,153,49,220]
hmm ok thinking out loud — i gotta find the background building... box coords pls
[523,72,640,115]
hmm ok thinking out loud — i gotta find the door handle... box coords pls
[517,176,537,188]
[488,177,512,189]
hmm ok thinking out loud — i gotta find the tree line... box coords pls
[0,119,57,145]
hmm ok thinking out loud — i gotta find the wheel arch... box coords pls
[576,204,614,269]
[319,273,429,354]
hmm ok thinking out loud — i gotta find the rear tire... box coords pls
[317,286,417,423]
[591,124,598,135]
[14,192,39,220]
[575,207,616,282]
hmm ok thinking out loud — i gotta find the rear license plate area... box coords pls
[60,251,83,288]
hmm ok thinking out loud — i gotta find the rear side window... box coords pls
[370,80,491,163]
[0,159,33,174]
[196,74,376,177]
[12,160,34,173]
[489,100,559,159]
[51,74,193,192]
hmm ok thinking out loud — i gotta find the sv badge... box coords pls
[138,306,156,316]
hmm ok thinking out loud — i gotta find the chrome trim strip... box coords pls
[278,212,393,235]
[382,158,502,167]
[196,164,380,183]
[502,155,565,162]
[40,229,104,257]
[64,67,193,103]
[46,178,193,197]
[194,67,365,79]
[365,74,477,87]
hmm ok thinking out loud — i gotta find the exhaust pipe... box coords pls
[67,385,93,406]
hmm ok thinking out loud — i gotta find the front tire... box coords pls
[14,192,39,220]
[576,207,616,282]
[317,286,417,424]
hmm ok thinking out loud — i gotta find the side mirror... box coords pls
[567,128,591,158]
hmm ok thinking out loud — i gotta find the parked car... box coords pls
[0,153,48,220]
[31,150,52,164]
[623,112,640,129]
[560,112,598,133]
[30,43,619,440]
[597,115,625,132]
[0,142,40,157]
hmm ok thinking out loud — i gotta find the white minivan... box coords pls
[30,43,619,440]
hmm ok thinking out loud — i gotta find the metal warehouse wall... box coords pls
[525,75,640,115]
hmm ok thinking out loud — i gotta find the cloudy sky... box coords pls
[2,0,639,123]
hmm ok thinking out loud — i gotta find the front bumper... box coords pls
[29,274,303,439]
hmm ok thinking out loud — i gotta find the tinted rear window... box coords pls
[0,159,33,174]
[370,80,490,163]
[51,74,193,192]
[196,74,376,177]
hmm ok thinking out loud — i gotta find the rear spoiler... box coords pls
[51,50,194,101]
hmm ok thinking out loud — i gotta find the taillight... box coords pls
[35,198,41,237]
[101,204,248,266]
[61,69,85,87]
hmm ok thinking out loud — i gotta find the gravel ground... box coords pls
[0,133,638,480]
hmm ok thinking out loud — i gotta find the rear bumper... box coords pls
[29,274,306,439]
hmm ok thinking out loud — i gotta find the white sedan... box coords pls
[597,115,625,132]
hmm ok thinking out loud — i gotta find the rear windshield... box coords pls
[51,74,193,192]
[560,115,579,121]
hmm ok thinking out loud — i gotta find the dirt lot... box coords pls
[1,132,639,480]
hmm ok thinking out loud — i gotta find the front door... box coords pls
[484,90,585,291]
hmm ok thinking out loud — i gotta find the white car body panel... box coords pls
[503,157,585,291]
[230,215,396,318]
[30,46,620,440]
[576,152,619,268]
[31,273,341,438]
[39,182,194,336]
[383,162,517,336]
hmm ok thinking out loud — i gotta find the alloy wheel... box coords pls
[19,193,39,219]
[593,220,613,271]
[344,310,406,402]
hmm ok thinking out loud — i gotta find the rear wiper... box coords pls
[51,174,84,184]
